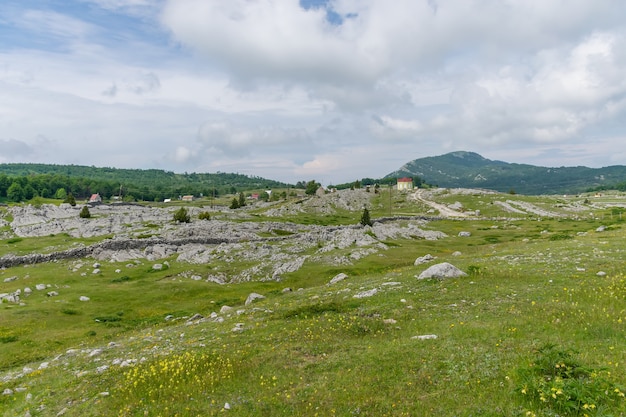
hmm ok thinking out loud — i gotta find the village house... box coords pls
[181,195,194,202]
[89,193,102,203]
[396,177,414,191]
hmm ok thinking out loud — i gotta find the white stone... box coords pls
[353,288,378,299]
[79,296,90,301]
[417,262,467,280]
[329,273,348,284]
[245,293,265,305]
[412,334,438,340]
[414,254,435,265]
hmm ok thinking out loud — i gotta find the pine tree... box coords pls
[230,198,240,209]
[79,206,91,219]
[238,192,246,207]
[65,193,76,206]
[360,208,372,227]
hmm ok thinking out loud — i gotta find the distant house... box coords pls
[315,186,326,197]
[181,195,194,202]
[250,193,260,200]
[89,193,102,203]
[396,177,414,191]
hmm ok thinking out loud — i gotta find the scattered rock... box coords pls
[329,273,348,284]
[597,271,607,277]
[245,293,265,305]
[414,254,435,265]
[458,231,471,237]
[596,225,606,232]
[220,305,233,314]
[417,262,467,280]
[92,268,101,274]
[412,334,438,340]
[36,284,46,291]
[281,287,293,293]
[79,296,90,302]
[3,276,17,282]
[46,291,59,297]
[152,263,163,270]
[187,313,204,322]
[353,288,378,299]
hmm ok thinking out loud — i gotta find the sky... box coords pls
[1,0,626,185]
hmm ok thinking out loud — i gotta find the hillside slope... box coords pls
[386,151,626,194]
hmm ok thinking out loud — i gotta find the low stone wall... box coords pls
[0,236,249,269]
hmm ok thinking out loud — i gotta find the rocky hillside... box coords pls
[386,151,626,194]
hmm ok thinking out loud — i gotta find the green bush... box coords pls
[173,207,190,223]
[198,211,211,220]
[516,344,625,415]
[79,206,91,218]
[360,208,372,226]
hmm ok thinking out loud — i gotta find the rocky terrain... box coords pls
[0,190,448,284]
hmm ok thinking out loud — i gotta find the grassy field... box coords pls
[1,191,625,416]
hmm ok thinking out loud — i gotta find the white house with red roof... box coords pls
[396,177,414,191]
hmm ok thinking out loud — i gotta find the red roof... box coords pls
[397,177,413,182]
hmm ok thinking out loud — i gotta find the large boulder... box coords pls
[417,262,467,279]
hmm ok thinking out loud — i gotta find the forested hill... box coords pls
[0,163,291,202]
[386,151,626,195]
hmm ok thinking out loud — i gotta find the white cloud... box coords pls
[1,0,626,184]
[197,120,312,157]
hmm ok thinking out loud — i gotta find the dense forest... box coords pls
[0,163,292,203]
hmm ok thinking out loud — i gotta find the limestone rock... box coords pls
[353,288,378,298]
[329,273,348,284]
[417,262,467,280]
[245,293,265,306]
[414,254,435,265]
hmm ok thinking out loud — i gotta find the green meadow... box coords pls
[1,190,625,416]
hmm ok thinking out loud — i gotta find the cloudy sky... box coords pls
[1,0,626,184]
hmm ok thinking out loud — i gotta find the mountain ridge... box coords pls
[386,151,626,195]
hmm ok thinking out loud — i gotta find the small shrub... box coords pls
[230,198,240,209]
[173,207,190,223]
[64,193,76,206]
[111,276,131,283]
[467,265,482,276]
[198,211,211,220]
[516,344,626,415]
[61,309,80,315]
[7,237,22,244]
[79,206,91,218]
[360,208,372,226]
[0,335,18,344]
[272,229,294,236]
[549,233,573,241]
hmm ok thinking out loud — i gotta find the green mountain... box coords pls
[386,151,626,195]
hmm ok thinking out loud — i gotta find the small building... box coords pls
[396,177,414,191]
[181,195,195,202]
[315,186,326,197]
[89,193,102,203]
